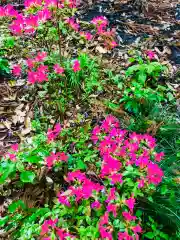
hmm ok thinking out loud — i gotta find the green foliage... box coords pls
[119,59,173,115]
[0,57,10,73]
[143,217,170,239]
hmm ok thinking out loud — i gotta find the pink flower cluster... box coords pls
[24,0,77,10]
[91,16,118,49]
[26,52,49,84]
[11,52,81,83]
[5,143,19,162]
[0,4,19,18]
[8,8,52,35]
[146,50,156,60]
[80,31,93,41]
[92,115,164,186]
[58,170,104,204]
[40,218,75,239]
[45,151,68,169]
[54,64,64,75]
[47,123,61,142]
[65,18,80,32]
[54,115,164,240]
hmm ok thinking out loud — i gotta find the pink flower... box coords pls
[132,225,142,233]
[135,156,149,169]
[28,71,38,84]
[6,153,16,162]
[12,64,21,76]
[109,41,118,49]
[118,232,133,240]
[80,31,93,41]
[72,60,81,72]
[44,0,58,8]
[138,178,145,188]
[57,152,68,162]
[54,64,64,75]
[56,228,76,239]
[143,134,156,149]
[101,115,120,133]
[11,143,19,152]
[66,18,79,32]
[107,203,117,217]
[0,7,5,17]
[99,226,113,240]
[101,155,121,176]
[45,152,68,169]
[91,126,101,144]
[66,170,86,183]
[35,52,47,62]
[99,212,109,225]
[24,0,42,9]
[91,200,101,209]
[68,186,83,201]
[147,162,164,185]
[125,197,135,212]
[109,173,123,184]
[57,193,71,207]
[146,50,155,60]
[154,152,164,162]
[122,211,136,221]
[25,15,39,28]
[81,179,104,199]
[47,123,61,142]
[40,218,58,235]
[37,8,52,23]
[26,58,35,68]
[106,187,116,203]
[91,16,108,28]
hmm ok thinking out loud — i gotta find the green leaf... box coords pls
[25,155,42,164]
[20,171,36,183]
[159,232,169,239]
[160,185,168,195]
[144,232,155,239]
[129,57,135,63]
[166,92,174,101]
[113,219,120,228]
[4,37,15,48]
[77,160,86,170]
[136,209,143,217]
[0,216,9,227]
[16,162,25,172]
[138,72,147,83]
[0,162,15,184]
[8,200,26,213]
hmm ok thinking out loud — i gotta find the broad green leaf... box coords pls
[144,232,155,239]
[0,162,15,184]
[20,171,36,183]
[25,155,42,164]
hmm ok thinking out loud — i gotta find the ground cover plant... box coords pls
[0,0,179,240]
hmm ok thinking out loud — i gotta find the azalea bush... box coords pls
[1,115,174,240]
[0,1,179,240]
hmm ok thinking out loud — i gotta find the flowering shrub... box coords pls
[1,116,178,239]
[0,1,178,240]
[0,123,67,185]
[51,115,165,239]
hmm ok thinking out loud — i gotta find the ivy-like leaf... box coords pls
[20,171,36,183]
